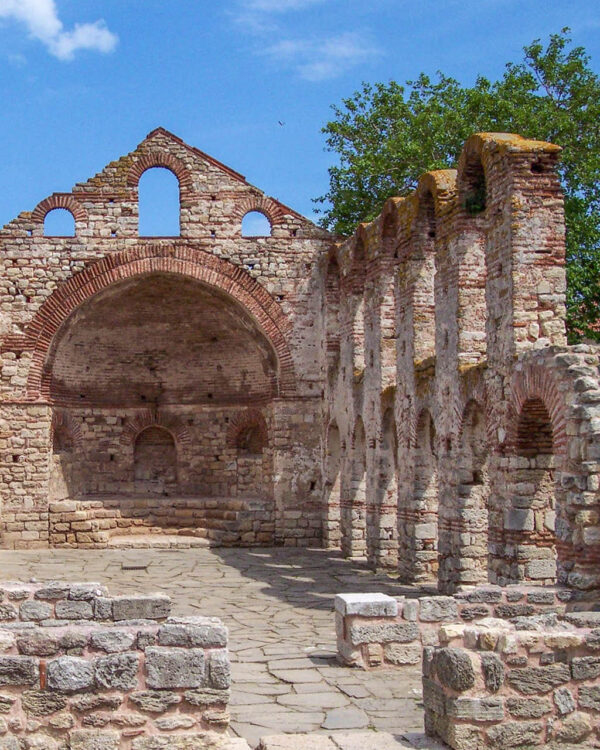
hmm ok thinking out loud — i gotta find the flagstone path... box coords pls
[0,546,442,748]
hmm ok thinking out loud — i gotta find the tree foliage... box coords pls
[315,30,600,341]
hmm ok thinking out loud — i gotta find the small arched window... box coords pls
[236,424,266,456]
[242,211,272,238]
[138,167,180,237]
[462,159,487,216]
[134,426,177,492]
[53,427,73,454]
[44,208,75,237]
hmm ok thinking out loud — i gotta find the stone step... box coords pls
[257,732,447,750]
[107,534,213,549]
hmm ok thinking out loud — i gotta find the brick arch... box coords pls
[413,406,436,451]
[51,409,83,452]
[416,170,457,219]
[126,151,193,195]
[344,227,367,293]
[234,195,287,229]
[226,409,268,449]
[23,245,297,399]
[507,364,568,457]
[31,194,87,224]
[121,410,191,448]
[457,398,487,442]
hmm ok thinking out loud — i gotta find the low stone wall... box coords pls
[0,581,232,749]
[423,612,600,749]
[49,497,275,548]
[335,586,578,670]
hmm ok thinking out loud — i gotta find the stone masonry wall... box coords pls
[335,588,581,671]
[323,133,600,597]
[0,128,332,549]
[423,612,600,749]
[0,580,232,749]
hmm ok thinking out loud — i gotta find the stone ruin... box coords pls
[0,128,598,597]
[0,580,240,749]
[0,128,600,747]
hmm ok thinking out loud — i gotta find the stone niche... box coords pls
[0,580,236,749]
[46,273,277,547]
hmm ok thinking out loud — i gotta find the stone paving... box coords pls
[0,546,440,749]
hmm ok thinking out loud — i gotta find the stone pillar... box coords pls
[0,404,51,549]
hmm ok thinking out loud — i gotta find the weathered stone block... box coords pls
[158,617,227,648]
[487,721,543,747]
[578,684,600,711]
[19,601,52,621]
[334,593,398,617]
[94,653,139,690]
[571,655,600,680]
[69,730,120,750]
[90,630,135,653]
[419,597,458,622]
[481,653,504,693]
[506,697,551,718]
[383,642,421,665]
[553,686,575,715]
[434,648,475,692]
[55,600,93,620]
[16,632,60,657]
[21,690,67,716]
[0,656,38,686]
[47,657,94,693]
[507,664,571,695]
[209,649,230,689]
[112,596,171,622]
[349,622,419,646]
[129,691,182,713]
[446,697,504,721]
[145,647,205,689]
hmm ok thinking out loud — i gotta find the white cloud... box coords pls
[232,0,326,34]
[232,0,379,81]
[0,0,118,61]
[264,32,379,81]
[242,0,325,11]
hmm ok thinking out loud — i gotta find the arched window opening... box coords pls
[342,419,367,559]
[242,211,272,237]
[134,426,177,494]
[517,398,554,457]
[382,213,398,258]
[53,427,73,454]
[138,167,180,237]
[324,422,342,549]
[235,416,270,498]
[412,193,436,363]
[371,407,398,568]
[458,401,490,585]
[350,239,366,372]
[413,409,438,583]
[462,159,487,216]
[236,424,266,456]
[509,398,557,584]
[44,208,75,237]
[49,418,79,503]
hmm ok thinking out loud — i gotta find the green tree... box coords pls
[315,30,600,341]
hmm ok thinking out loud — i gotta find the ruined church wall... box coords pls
[322,133,600,595]
[0,129,333,548]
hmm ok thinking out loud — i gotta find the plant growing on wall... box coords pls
[315,29,600,342]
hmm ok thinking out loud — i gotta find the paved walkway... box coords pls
[0,546,437,749]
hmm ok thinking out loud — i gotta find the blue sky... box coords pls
[0,0,599,230]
